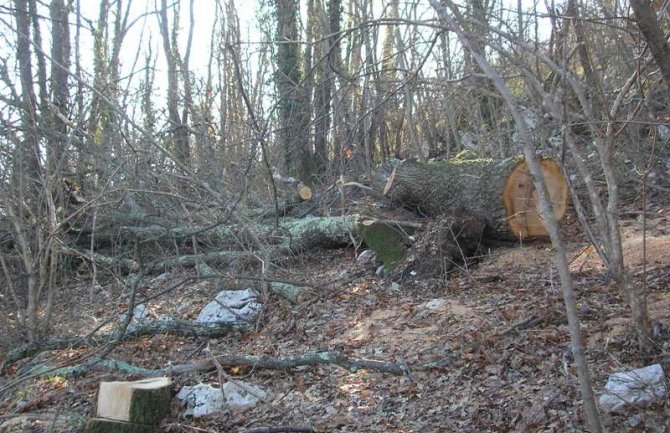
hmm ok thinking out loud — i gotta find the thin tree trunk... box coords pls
[13,0,42,184]
[178,0,196,167]
[313,0,331,178]
[48,0,71,176]
[159,0,190,168]
[391,0,422,161]
[629,0,670,86]
[519,25,651,351]
[29,0,48,115]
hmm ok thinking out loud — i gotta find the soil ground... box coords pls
[1,210,669,433]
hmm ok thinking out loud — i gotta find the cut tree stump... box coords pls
[383,153,568,238]
[83,377,172,433]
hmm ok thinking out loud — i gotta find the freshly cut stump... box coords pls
[83,377,172,433]
[383,153,568,238]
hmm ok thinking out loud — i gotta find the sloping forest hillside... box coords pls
[0,1,669,432]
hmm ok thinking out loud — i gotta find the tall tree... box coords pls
[84,0,130,179]
[466,0,501,135]
[48,0,71,176]
[13,0,42,185]
[392,0,423,160]
[159,0,191,169]
[275,0,310,180]
[313,0,335,177]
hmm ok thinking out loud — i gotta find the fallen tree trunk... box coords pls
[31,350,413,379]
[64,216,416,274]
[383,153,568,238]
[75,216,357,248]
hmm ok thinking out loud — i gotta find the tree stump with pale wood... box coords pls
[83,377,172,433]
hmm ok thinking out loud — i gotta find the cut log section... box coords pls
[502,158,567,238]
[87,377,172,432]
[296,183,313,201]
[272,172,313,210]
[383,153,568,238]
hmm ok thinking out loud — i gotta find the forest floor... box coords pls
[1,207,669,432]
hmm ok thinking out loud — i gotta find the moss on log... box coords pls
[359,221,407,272]
[63,216,413,276]
[383,154,567,238]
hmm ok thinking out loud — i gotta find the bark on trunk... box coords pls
[629,0,670,87]
[67,216,413,274]
[383,153,568,238]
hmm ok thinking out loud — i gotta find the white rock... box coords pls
[196,289,261,325]
[150,272,171,286]
[132,304,149,321]
[177,382,268,417]
[221,381,268,410]
[118,303,149,326]
[599,364,667,412]
[460,131,476,149]
[356,249,377,265]
[177,384,225,418]
[324,405,338,415]
[424,298,447,310]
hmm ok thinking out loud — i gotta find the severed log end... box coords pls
[93,377,172,426]
[380,155,568,239]
[502,158,568,238]
[297,183,313,201]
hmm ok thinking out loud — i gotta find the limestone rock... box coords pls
[599,364,667,412]
[176,384,225,418]
[196,289,261,325]
[177,381,268,417]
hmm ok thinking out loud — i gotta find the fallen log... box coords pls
[33,350,413,379]
[241,425,314,433]
[64,216,416,274]
[74,216,357,249]
[269,172,314,217]
[383,153,568,238]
